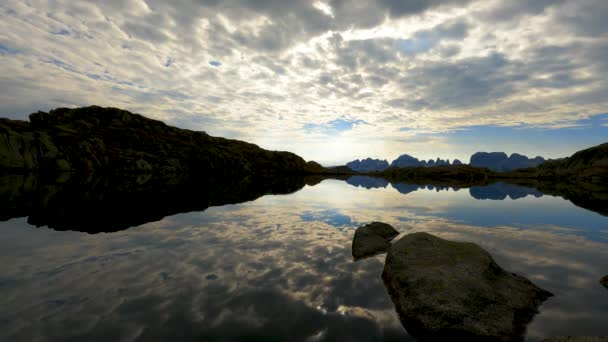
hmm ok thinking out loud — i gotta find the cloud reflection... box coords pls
[0,180,607,340]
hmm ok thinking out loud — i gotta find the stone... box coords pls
[351,222,399,260]
[382,232,553,340]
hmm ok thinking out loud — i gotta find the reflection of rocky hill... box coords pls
[0,173,312,233]
[379,165,492,186]
[0,106,322,176]
[469,182,543,200]
[508,179,608,217]
[343,175,608,217]
[346,176,389,189]
[390,183,423,195]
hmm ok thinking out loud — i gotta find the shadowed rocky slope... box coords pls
[507,143,608,182]
[0,106,323,176]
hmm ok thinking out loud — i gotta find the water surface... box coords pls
[1,177,607,341]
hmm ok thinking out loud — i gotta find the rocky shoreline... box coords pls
[352,223,553,340]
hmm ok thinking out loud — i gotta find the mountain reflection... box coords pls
[1,173,607,235]
[344,176,608,217]
[0,177,607,340]
[0,173,316,233]
[346,176,390,189]
[469,182,543,200]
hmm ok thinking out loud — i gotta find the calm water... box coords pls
[1,177,607,341]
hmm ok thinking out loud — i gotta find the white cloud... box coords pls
[0,0,607,163]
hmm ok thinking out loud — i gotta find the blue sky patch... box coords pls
[209,60,222,67]
[304,115,367,134]
[0,43,19,55]
[300,208,355,227]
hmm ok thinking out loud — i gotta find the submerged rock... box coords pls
[601,275,608,289]
[351,222,399,260]
[382,232,553,340]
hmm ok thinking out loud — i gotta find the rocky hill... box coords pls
[520,142,608,182]
[346,158,389,172]
[470,152,544,172]
[0,106,323,176]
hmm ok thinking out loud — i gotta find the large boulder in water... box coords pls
[601,275,608,289]
[382,232,553,340]
[351,222,399,260]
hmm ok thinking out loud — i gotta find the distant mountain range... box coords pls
[469,152,545,172]
[346,158,390,172]
[347,155,463,172]
[346,152,542,172]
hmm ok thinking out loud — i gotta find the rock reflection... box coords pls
[343,176,608,217]
[0,173,316,233]
[0,178,607,340]
[346,176,389,189]
[469,182,543,200]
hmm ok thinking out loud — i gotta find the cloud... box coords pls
[0,0,607,163]
[2,179,608,340]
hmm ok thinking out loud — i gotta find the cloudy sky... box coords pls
[1,0,607,165]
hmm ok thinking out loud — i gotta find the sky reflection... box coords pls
[0,179,607,340]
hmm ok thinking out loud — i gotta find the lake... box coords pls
[1,176,607,341]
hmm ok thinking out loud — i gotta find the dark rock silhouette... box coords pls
[346,158,389,172]
[434,158,449,166]
[526,143,608,182]
[452,159,463,165]
[390,155,452,168]
[390,154,425,168]
[382,232,552,340]
[0,173,313,233]
[351,222,399,260]
[601,275,608,289]
[470,152,545,172]
[346,176,389,189]
[469,182,543,200]
[0,106,322,176]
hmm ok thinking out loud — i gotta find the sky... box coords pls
[0,0,607,165]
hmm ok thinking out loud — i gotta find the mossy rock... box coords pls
[382,232,553,340]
